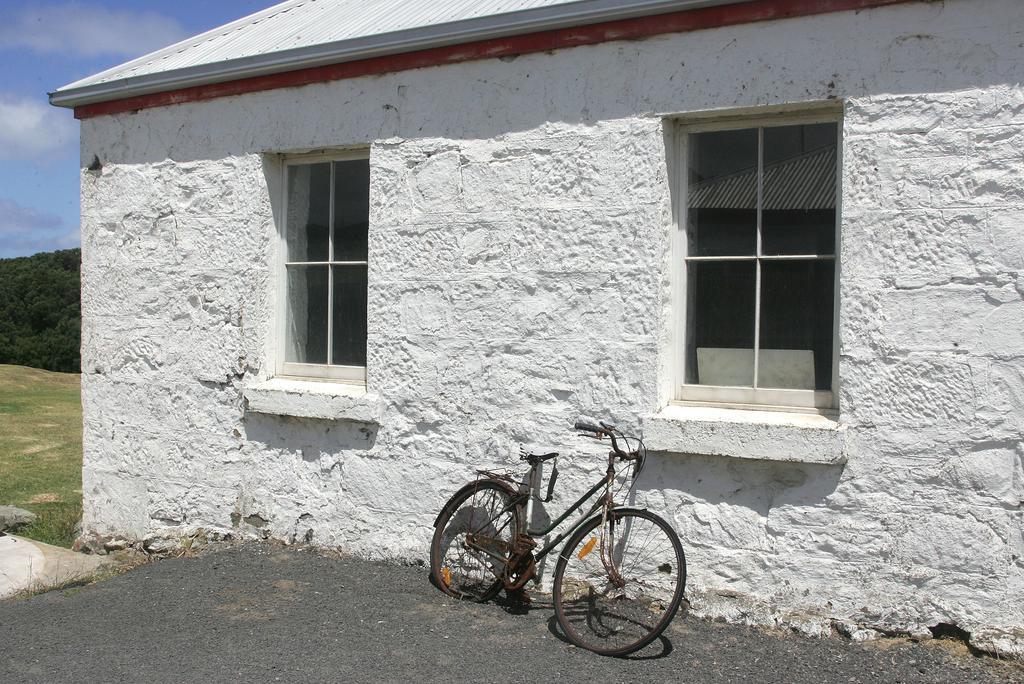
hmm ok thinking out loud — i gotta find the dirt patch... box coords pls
[271,579,303,591]
[27,493,60,504]
[21,444,54,455]
[213,576,310,621]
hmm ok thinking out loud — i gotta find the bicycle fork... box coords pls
[596,460,627,590]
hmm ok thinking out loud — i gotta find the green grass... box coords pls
[0,364,82,547]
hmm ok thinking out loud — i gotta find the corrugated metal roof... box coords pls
[62,1,564,89]
[51,0,747,107]
[690,145,837,210]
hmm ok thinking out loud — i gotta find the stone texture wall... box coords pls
[78,0,1024,655]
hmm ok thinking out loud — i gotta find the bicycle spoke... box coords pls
[555,511,685,655]
[431,481,523,602]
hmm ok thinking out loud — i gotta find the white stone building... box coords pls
[52,0,1023,656]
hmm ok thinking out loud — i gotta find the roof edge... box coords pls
[57,0,918,118]
[50,0,739,108]
[54,0,312,95]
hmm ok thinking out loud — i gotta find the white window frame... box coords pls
[671,111,842,413]
[276,148,369,385]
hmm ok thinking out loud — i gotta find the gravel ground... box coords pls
[1,544,1021,683]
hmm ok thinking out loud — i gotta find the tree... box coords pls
[0,249,81,373]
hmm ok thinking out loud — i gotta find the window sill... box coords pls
[242,378,382,424]
[642,403,846,465]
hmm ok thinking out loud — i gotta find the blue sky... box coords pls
[0,1,274,258]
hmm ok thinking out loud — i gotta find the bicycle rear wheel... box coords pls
[552,508,685,656]
[430,480,522,602]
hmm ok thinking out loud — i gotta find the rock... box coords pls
[186,535,208,552]
[0,506,37,532]
[143,535,179,555]
[906,625,934,641]
[850,628,880,642]
[971,627,1024,660]
[834,620,884,642]
[72,535,108,555]
[103,538,131,552]
[789,617,829,639]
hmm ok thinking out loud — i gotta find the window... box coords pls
[676,116,839,410]
[278,151,369,383]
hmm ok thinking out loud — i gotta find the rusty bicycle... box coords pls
[429,417,686,656]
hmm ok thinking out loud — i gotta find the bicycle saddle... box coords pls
[520,451,558,462]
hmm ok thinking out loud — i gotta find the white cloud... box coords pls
[0,2,188,58]
[0,197,78,258]
[0,94,77,161]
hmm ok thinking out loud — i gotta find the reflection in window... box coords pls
[688,128,757,257]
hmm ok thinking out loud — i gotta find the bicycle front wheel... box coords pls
[430,480,522,602]
[553,508,686,656]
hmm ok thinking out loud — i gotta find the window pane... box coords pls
[762,123,837,255]
[687,128,757,256]
[286,265,328,364]
[286,163,331,262]
[685,261,755,387]
[333,159,370,262]
[331,265,367,367]
[757,260,835,390]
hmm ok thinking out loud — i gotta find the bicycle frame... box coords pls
[464,452,624,572]
[452,422,644,591]
[522,464,614,561]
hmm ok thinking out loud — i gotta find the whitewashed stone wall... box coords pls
[78,0,1024,656]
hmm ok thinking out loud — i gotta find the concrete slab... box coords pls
[0,534,107,599]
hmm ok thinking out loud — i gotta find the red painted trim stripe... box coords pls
[74,0,915,119]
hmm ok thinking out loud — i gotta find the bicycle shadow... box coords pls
[543,615,675,660]
[492,590,549,616]
[492,591,681,660]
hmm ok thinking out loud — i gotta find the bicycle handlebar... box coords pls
[573,417,605,434]
[573,416,643,465]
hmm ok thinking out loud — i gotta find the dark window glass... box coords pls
[762,123,837,255]
[687,129,757,256]
[758,260,835,390]
[285,157,369,369]
[331,265,368,366]
[684,121,838,398]
[285,265,329,364]
[333,159,370,261]
[685,261,755,387]
[286,163,330,262]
